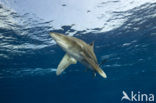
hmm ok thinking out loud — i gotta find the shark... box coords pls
[50,32,107,78]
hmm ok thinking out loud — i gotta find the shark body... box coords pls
[50,32,107,78]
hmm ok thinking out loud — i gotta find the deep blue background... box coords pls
[0,2,156,103]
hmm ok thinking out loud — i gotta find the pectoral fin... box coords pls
[56,54,77,75]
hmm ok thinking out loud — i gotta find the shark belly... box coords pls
[66,50,83,62]
[67,51,92,69]
[65,47,94,70]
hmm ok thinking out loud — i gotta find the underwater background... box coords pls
[0,0,156,103]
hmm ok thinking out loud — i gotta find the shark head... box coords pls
[50,32,71,50]
[50,32,84,57]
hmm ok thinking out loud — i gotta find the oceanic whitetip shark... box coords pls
[50,32,107,78]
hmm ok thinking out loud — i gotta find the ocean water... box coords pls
[0,1,156,103]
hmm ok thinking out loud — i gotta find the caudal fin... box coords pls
[96,67,107,78]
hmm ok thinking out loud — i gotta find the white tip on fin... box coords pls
[96,67,107,78]
[56,54,77,76]
[99,70,107,78]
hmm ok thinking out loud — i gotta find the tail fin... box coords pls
[96,67,107,78]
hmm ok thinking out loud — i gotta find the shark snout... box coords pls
[50,32,64,43]
[50,32,60,41]
[50,32,69,49]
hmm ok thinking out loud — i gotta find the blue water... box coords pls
[0,2,156,103]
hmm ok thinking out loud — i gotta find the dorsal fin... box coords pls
[89,41,94,49]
